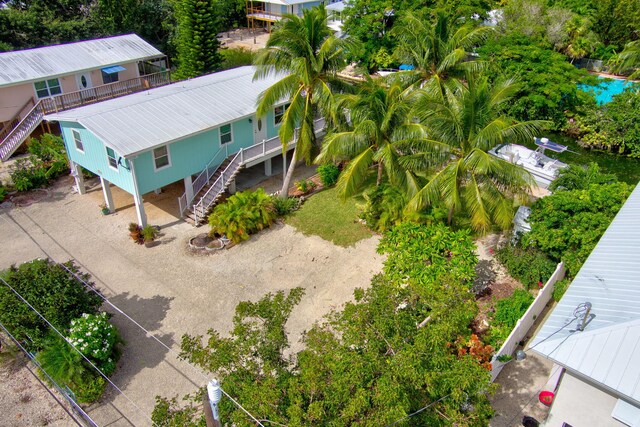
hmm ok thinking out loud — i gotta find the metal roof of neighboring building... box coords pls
[531,183,640,404]
[45,66,282,157]
[0,34,163,88]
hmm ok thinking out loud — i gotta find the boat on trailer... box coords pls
[488,138,568,188]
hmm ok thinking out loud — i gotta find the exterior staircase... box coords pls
[183,158,241,224]
[179,117,326,226]
[0,71,171,161]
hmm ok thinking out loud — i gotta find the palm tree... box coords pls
[613,40,640,79]
[254,5,351,198]
[407,73,547,233]
[316,77,428,198]
[392,11,494,97]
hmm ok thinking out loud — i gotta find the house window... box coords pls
[153,145,171,170]
[106,147,118,170]
[34,78,62,98]
[274,103,290,125]
[102,70,120,84]
[72,129,84,153]
[220,124,232,145]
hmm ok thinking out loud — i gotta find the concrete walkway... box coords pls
[0,175,383,426]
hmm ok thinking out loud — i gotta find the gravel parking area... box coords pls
[0,175,384,426]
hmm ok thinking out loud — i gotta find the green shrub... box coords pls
[294,179,317,193]
[272,196,299,216]
[208,189,276,243]
[496,244,557,289]
[0,183,7,203]
[35,333,106,404]
[220,47,255,70]
[316,163,340,187]
[10,134,68,191]
[68,312,121,376]
[553,279,571,302]
[0,260,102,349]
[487,289,534,348]
[493,289,534,327]
[74,373,106,404]
[10,159,49,191]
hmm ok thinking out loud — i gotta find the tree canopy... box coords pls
[153,223,494,426]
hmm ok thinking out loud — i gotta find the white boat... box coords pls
[488,138,568,188]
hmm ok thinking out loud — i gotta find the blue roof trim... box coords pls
[102,65,126,74]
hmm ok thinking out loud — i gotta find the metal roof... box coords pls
[0,34,163,87]
[531,183,640,404]
[45,66,282,157]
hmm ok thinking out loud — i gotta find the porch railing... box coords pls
[0,71,172,161]
[38,71,171,114]
[179,117,326,219]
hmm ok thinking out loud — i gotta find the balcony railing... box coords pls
[38,71,172,114]
[0,70,172,161]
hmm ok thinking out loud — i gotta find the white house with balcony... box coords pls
[0,34,169,161]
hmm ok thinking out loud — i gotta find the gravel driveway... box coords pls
[0,176,384,426]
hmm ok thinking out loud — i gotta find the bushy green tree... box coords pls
[478,33,591,127]
[0,259,102,348]
[523,182,632,275]
[154,224,494,426]
[572,90,640,157]
[172,0,221,79]
[549,162,617,192]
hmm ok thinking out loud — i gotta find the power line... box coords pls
[0,276,157,427]
[0,320,94,427]
[58,262,267,427]
[0,211,270,426]
[384,394,452,427]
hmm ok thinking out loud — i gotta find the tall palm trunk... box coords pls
[376,161,384,186]
[279,147,298,198]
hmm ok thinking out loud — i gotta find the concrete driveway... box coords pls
[0,175,383,426]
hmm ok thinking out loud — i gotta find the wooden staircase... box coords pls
[184,157,244,225]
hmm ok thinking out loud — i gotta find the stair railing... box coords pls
[193,148,244,224]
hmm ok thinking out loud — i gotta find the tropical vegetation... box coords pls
[0,259,120,403]
[208,189,276,243]
[9,134,69,192]
[408,74,543,232]
[254,5,352,197]
[154,223,494,425]
[523,180,632,275]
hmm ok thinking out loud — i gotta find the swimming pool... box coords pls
[579,76,636,104]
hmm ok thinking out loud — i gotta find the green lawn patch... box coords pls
[286,187,372,247]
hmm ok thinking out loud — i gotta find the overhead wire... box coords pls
[0,276,157,427]
[0,210,269,426]
[0,320,92,427]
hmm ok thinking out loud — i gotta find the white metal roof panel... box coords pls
[531,183,640,404]
[45,66,281,157]
[0,34,163,87]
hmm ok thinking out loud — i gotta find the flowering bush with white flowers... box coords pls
[67,312,120,376]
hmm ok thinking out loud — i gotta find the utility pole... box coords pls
[204,379,222,427]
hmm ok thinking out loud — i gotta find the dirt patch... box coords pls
[0,351,74,427]
[473,234,524,334]
[10,189,51,207]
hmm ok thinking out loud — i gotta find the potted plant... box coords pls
[100,204,110,215]
[141,225,159,248]
[128,222,142,244]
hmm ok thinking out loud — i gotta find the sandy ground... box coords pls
[0,352,76,427]
[219,28,270,51]
[0,173,384,426]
